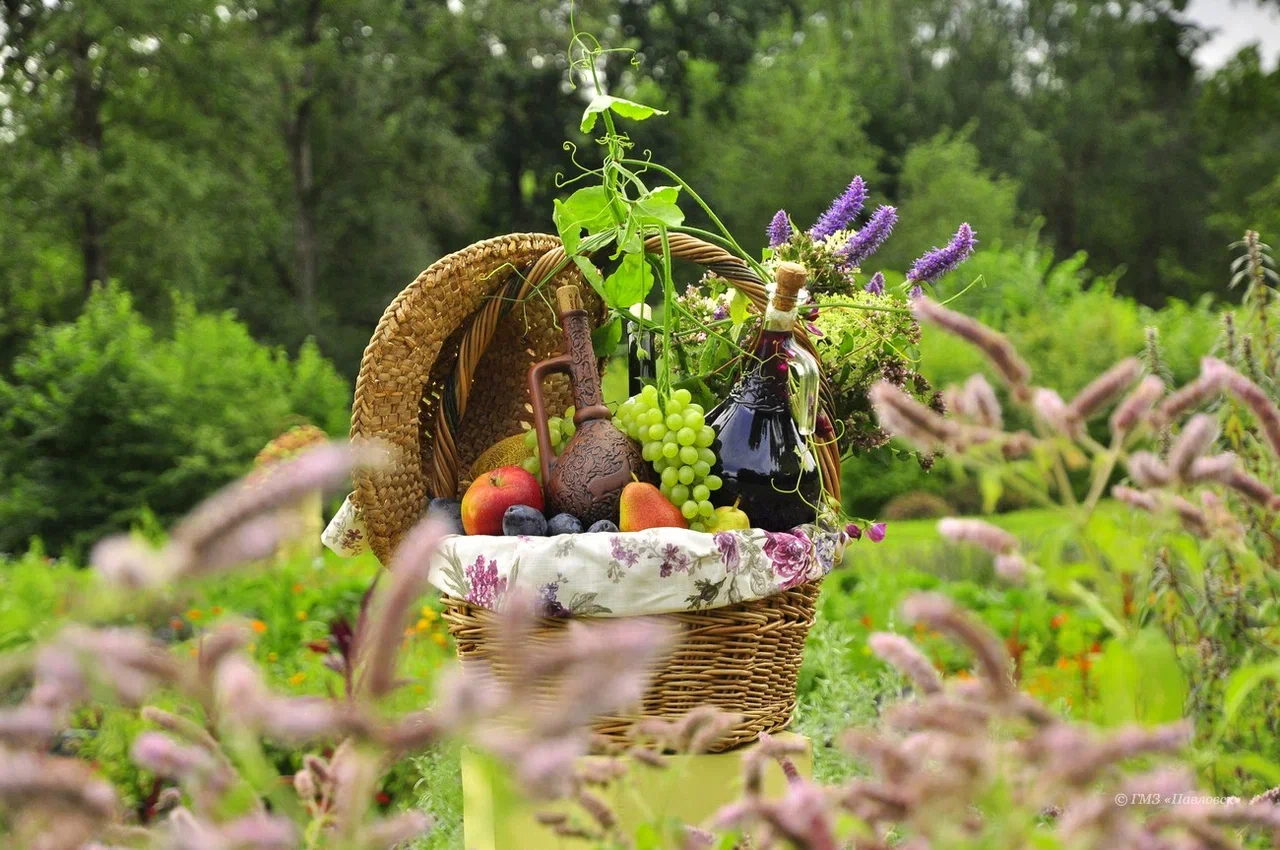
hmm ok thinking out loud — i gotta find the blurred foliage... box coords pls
[2,0,1277,376]
[0,286,349,557]
[841,240,1222,516]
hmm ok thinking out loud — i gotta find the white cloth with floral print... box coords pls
[427,524,844,618]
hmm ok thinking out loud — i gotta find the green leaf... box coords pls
[633,185,684,228]
[1093,629,1186,726]
[571,255,605,292]
[553,186,614,254]
[1218,659,1280,739]
[600,252,654,310]
[729,288,750,326]
[979,468,1003,514]
[591,315,624,358]
[580,95,668,133]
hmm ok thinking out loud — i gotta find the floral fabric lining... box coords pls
[323,494,845,617]
[427,525,844,618]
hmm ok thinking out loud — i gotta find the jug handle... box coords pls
[527,354,574,492]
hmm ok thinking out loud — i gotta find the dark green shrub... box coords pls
[0,286,349,557]
[882,490,954,521]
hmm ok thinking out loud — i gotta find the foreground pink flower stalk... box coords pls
[698,593,1280,850]
[912,297,1031,394]
[0,442,687,850]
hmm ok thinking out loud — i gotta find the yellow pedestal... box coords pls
[460,733,812,850]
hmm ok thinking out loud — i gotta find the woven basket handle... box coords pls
[429,232,843,503]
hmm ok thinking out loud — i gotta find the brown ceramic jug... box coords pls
[528,285,649,525]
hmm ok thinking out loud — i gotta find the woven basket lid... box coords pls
[349,233,599,563]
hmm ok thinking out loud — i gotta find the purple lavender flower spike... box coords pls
[864,272,886,296]
[909,284,924,299]
[767,209,792,248]
[868,522,887,543]
[810,177,866,241]
[842,205,898,266]
[906,222,977,284]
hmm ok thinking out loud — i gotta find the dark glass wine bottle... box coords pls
[706,262,821,531]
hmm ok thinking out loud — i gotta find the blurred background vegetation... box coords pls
[2,0,1278,555]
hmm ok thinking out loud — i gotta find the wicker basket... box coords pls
[350,231,840,750]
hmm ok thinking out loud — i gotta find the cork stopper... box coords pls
[556,284,584,314]
[773,262,807,312]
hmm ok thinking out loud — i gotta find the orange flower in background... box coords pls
[431,632,447,647]
[1090,641,1102,654]
[860,615,874,628]
[415,618,430,632]
[267,652,278,662]
[186,609,202,621]
[296,610,308,622]
[210,606,223,616]
[292,583,304,594]
[169,618,184,630]
[1050,612,1068,629]
[250,620,268,634]
[288,672,306,686]
[1056,657,1071,670]
[953,669,972,680]
[420,606,437,621]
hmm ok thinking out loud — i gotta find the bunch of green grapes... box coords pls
[615,386,723,532]
[521,406,576,477]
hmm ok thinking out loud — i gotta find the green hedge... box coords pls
[0,286,349,557]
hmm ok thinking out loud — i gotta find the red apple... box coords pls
[460,465,545,535]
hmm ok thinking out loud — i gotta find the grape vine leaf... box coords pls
[601,251,654,310]
[580,95,668,133]
[633,186,684,228]
[553,186,613,254]
[591,315,624,357]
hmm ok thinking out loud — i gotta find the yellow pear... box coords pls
[709,498,750,532]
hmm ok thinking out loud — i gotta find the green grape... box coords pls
[673,388,692,405]
[662,442,680,459]
[666,396,685,415]
[523,429,538,450]
[548,420,562,445]
[642,384,658,400]
[671,484,690,505]
[660,481,673,498]
[693,484,710,502]
[704,475,723,491]
[679,446,699,465]
[682,409,704,429]
[644,423,663,441]
[613,417,624,432]
[521,456,540,475]
[677,465,695,485]
[665,412,684,430]
[641,442,657,462]
[565,406,575,419]
[695,427,716,448]
[661,466,679,487]
[563,420,576,439]
[681,500,699,519]
[697,448,716,466]
[663,431,679,445]
[645,408,663,426]
[676,427,696,446]
[693,461,711,478]
[690,521,706,533]
[698,500,715,517]
[654,457,670,473]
